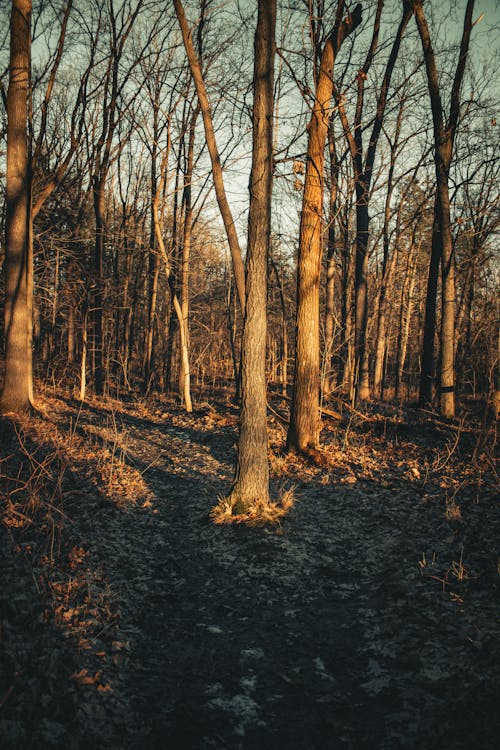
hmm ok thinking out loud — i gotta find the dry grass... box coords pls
[30,393,153,507]
[210,486,295,526]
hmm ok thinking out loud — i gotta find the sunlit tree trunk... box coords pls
[1,0,33,414]
[178,106,199,413]
[338,207,354,394]
[143,90,161,394]
[419,200,440,406]
[396,238,418,400]
[227,0,276,511]
[324,119,340,395]
[270,256,288,397]
[287,1,361,455]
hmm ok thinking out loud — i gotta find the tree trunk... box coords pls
[339,211,354,394]
[143,102,160,394]
[354,193,370,401]
[143,252,160,394]
[324,119,339,395]
[419,200,440,406]
[396,240,418,400]
[1,0,33,414]
[437,178,456,417]
[178,107,199,413]
[270,256,288,397]
[413,0,475,417]
[288,2,362,454]
[228,0,276,511]
[92,178,106,395]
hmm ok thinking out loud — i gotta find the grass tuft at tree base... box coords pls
[210,487,295,526]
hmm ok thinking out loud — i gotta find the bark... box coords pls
[324,119,339,394]
[287,1,362,455]
[67,295,75,363]
[143,253,160,394]
[79,303,88,402]
[178,106,199,413]
[228,0,276,510]
[396,238,418,400]
[270,257,288,397]
[339,209,354,394]
[418,198,440,406]
[354,196,370,400]
[92,178,106,395]
[1,0,33,414]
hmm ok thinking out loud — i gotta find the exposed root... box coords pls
[288,446,330,467]
[210,486,295,527]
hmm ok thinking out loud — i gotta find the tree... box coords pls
[335,0,412,402]
[287,0,361,456]
[173,0,246,315]
[225,0,276,512]
[413,0,475,417]
[1,0,32,414]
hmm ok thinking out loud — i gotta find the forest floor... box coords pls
[0,385,499,750]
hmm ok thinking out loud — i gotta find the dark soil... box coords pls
[1,389,499,749]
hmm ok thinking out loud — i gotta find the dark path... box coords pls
[2,397,498,749]
[74,407,499,749]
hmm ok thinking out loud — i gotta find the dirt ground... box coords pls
[1,388,499,749]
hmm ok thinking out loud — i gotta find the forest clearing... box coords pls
[1,387,499,748]
[1,0,499,746]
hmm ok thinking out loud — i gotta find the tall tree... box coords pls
[1,0,32,414]
[335,0,412,402]
[226,0,276,511]
[287,0,361,456]
[413,0,475,417]
[173,0,246,315]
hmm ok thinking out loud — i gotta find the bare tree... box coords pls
[286,0,361,457]
[413,0,475,417]
[335,0,412,402]
[224,0,276,512]
[173,0,246,315]
[1,0,32,414]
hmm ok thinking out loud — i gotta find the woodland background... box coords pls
[0,0,499,748]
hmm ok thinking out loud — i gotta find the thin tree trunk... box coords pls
[178,107,199,413]
[324,119,339,394]
[354,194,370,400]
[270,257,288,396]
[152,130,192,411]
[396,240,418,400]
[79,304,88,401]
[173,0,246,313]
[67,293,75,363]
[92,180,106,395]
[419,199,440,406]
[413,0,475,417]
[338,210,355,394]
[143,253,160,393]
[336,2,411,404]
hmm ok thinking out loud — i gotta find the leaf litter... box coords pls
[0,388,499,748]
